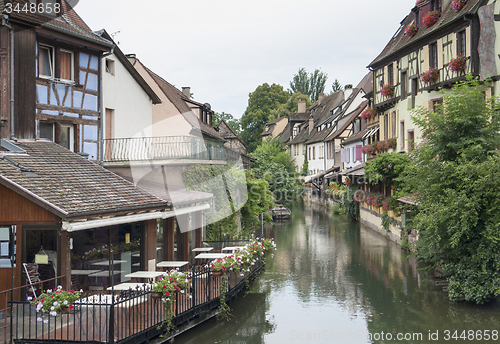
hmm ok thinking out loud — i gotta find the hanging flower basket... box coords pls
[380,84,395,98]
[448,55,467,73]
[422,10,440,28]
[361,108,376,120]
[405,23,418,38]
[452,0,467,12]
[420,68,439,84]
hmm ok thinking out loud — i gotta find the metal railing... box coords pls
[103,136,227,162]
[5,261,263,344]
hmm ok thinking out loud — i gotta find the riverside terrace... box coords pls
[1,260,264,344]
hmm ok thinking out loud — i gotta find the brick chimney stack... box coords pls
[308,115,314,134]
[344,84,353,99]
[298,100,306,113]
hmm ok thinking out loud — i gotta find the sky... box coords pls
[75,0,414,119]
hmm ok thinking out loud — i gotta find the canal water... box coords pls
[175,202,500,343]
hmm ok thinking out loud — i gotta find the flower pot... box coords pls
[151,292,163,300]
[60,306,71,314]
[212,270,222,277]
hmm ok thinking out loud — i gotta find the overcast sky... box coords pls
[76,0,413,119]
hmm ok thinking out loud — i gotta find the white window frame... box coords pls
[60,49,74,82]
[38,44,54,79]
[60,124,75,152]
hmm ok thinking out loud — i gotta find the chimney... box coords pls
[182,87,191,99]
[298,100,306,113]
[318,93,325,104]
[308,115,314,134]
[344,84,353,99]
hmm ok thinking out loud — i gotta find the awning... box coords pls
[62,203,211,232]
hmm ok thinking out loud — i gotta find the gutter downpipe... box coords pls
[100,47,114,166]
[2,15,15,139]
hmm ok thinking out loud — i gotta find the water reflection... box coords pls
[175,202,500,344]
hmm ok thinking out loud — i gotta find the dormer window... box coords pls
[430,0,442,13]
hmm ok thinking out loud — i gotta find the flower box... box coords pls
[31,286,80,323]
[452,0,467,12]
[448,55,467,73]
[420,68,439,84]
[422,10,440,28]
[361,107,376,120]
[404,23,418,38]
[380,84,395,98]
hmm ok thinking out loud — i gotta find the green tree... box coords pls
[250,137,299,202]
[240,83,289,152]
[364,152,411,187]
[332,79,343,93]
[213,112,241,135]
[289,68,328,102]
[240,172,274,233]
[399,76,500,304]
[268,92,313,120]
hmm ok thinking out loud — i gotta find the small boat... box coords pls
[271,204,291,220]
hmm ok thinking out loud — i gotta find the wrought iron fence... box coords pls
[5,260,263,344]
[103,136,227,162]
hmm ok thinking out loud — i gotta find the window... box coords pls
[430,0,442,12]
[408,130,415,153]
[308,147,311,160]
[411,78,418,108]
[346,148,350,163]
[391,112,397,138]
[387,63,394,85]
[39,45,54,78]
[457,30,466,57]
[400,121,405,151]
[313,146,316,160]
[384,114,389,140]
[60,49,74,81]
[39,122,54,141]
[105,59,115,75]
[401,71,407,100]
[60,125,74,151]
[429,42,438,69]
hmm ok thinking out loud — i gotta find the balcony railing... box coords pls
[3,261,263,344]
[103,136,227,163]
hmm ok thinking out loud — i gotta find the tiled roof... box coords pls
[340,129,368,146]
[356,71,373,94]
[369,0,480,67]
[128,179,213,206]
[277,122,291,144]
[0,140,167,219]
[326,100,368,142]
[140,62,223,141]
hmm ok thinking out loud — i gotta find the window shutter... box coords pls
[341,148,346,163]
[356,145,362,161]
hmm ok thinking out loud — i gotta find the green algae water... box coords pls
[174,202,500,343]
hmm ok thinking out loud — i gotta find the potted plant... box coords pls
[31,286,81,323]
[404,23,418,38]
[152,271,191,332]
[380,84,395,98]
[452,0,467,12]
[448,55,467,73]
[361,107,376,120]
[422,10,440,28]
[420,68,439,84]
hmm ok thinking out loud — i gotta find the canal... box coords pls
[174,202,500,343]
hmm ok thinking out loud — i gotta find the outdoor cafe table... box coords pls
[71,270,100,275]
[191,247,213,252]
[106,282,149,291]
[125,271,164,282]
[156,261,189,270]
[92,260,127,266]
[194,253,233,262]
[221,246,246,253]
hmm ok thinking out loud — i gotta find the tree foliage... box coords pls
[240,83,289,152]
[250,137,299,202]
[268,92,313,120]
[399,76,500,304]
[332,78,343,93]
[289,68,328,102]
[364,152,411,187]
[213,112,241,135]
[240,172,274,231]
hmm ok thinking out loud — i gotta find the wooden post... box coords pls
[163,217,175,261]
[176,215,190,261]
[141,220,157,270]
[195,211,203,248]
[59,230,71,291]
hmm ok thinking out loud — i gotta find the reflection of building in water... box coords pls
[176,293,273,344]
